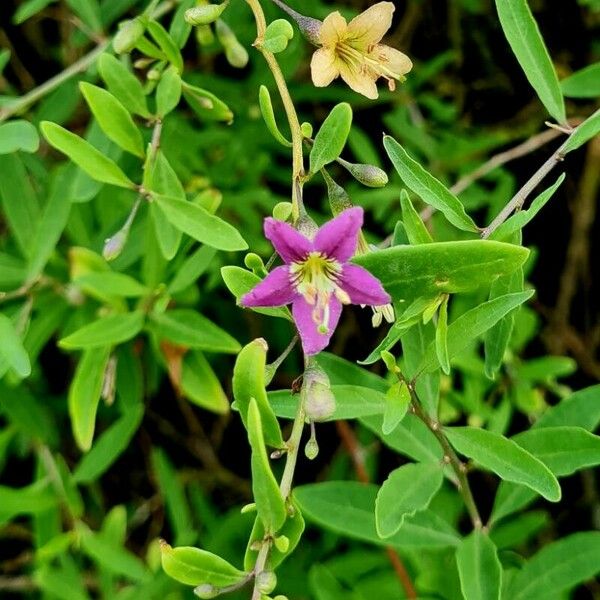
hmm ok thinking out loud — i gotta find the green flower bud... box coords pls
[300,121,313,138]
[303,365,335,421]
[256,571,277,594]
[339,158,389,188]
[304,436,319,460]
[244,252,266,275]
[185,3,228,26]
[113,18,145,54]
[102,230,128,261]
[194,584,219,599]
[322,169,352,215]
[216,20,249,68]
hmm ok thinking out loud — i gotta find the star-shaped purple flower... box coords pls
[241,207,391,355]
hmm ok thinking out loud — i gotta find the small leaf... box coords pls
[59,311,145,350]
[182,81,233,122]
[400,189,433,244]
[233,339,284,448]
[154,194,247,251]
[0,313,31,377]
[384,136,478,233]
[561,62,600,98]
[79,82,145,157]
[98,53,150,117]
[445,426,561,501]
[156,65,182,118]
[310,103,352,173]
[382,381,410,434]
[456,530,502,600]
[68,347,111,451]
[419,291,534,373]
[74,272,148,298]
[435,294,450,374]
[181,351,230,415]
[534,384,600,431]
[161,543,247,587]
[506,532,600,599]
[40,121,135,189]
[563,108,600,154]
[0,120,40,154]
[495,0,566,123]
[375,462,444,538]
[247,398,286,533]
[259,85,291,147]
[147,20,183,72]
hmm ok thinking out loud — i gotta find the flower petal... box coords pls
[346,2,395,49]
[264,218,312,264]
[370,44,413,77]
[340,264,391,306]
[292,296,342,355]
[311,48,340,87]
[338,60,379,99]
[319,11,347,46]
[240,265,296,307]
[314,207,363,262]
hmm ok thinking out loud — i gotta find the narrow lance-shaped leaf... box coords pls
[375,462,444,538]
[40,122,135,189]
[495,0,566,123]
[0,313,31,378]
[147,20,183,72]
[561,62,600,98]
[247,398,287,533]
[400,189,433,244]
[383,136,479,233]
[456,530,502,600]
[79,82,145,157]
[259,85,291,147]
[156,65,182,118]
[382,380,411,435]
[310,102,352,173]
[563,108,600,154]
[435,294,450,374]
[181,350,230,415]
[445,426,561,501]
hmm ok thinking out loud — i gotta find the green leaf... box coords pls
[98,53,150,118]
[445,426,561,501]
[35,566,90,600]
[490,175,565,241]
[156,65,182,118]
[59,311,145,350]
[221,266,291,320]
[247,398,286,533]
[512,426,600,476]
[147,20,183,72]
[400,189,433,244]
[12,0,58,24]
[154,194,247,251]
[294,482,460,549]
[419,291,534,372]
[0,119,40,154]
[456,530,502,600]
[375,462,444,538]
[68,347,111,451]
[73,406,143,483]
[381,380,411,434]
[181,350,230,414]
[506,532,600,599]
[40,121,135,189]
[534,384,600,431]
[259,85,291,146]
[383,136,478,232]
[79,526,151,582]
[310,103,352,173]
[79,82,145,157]
[563,108,600,154]
[490,482,537,525]
[354,241,529,304]
[435,295,450,374]
[561,62,600,98]
[74,272,148,298]
[65,0,101,33]
[181,81,233,122]
[269,385,387,421]
[161,543,247,587]
[150,309,240,353]
[0,313,31,377]
[232,339,284,448]
[489,510,549,549]
[168,246,216,294]
[495,0,566,123]
[0,481,56,521]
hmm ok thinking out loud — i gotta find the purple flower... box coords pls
[241,207,391,355]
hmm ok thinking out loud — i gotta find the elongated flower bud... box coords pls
[102,230,128,261]
[113,18,145,54]
[339,159,389,188]
[303,365,335,421]
[194,584,219,598]
[256,571,277,594]
[215,20,249,68]
[185,3,228,26]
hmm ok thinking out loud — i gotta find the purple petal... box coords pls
[292,297,342,355]
[341,264,391,306]
[264,218,312,264]
[241,266,296,307]
[313,207,363,262]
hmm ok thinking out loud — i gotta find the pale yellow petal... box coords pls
[370,45,413,77]
[319,11,347,46]
[311,48,340,87]
[338,62,379,100]
[346,1,395,49]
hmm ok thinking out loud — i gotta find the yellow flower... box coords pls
[310,2,412,100]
